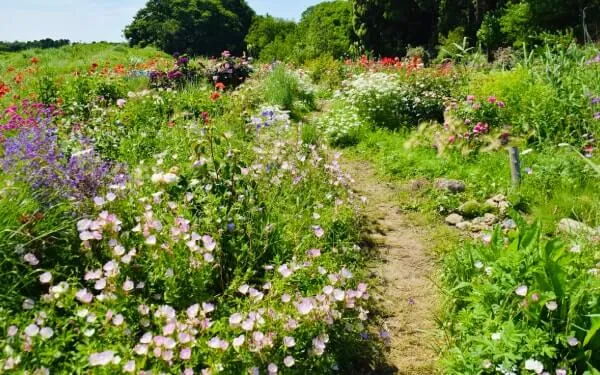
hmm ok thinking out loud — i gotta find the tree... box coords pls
[295,0,356,60]
[352,0,434,57]
[245,15,297,58]
[124,0,255,56]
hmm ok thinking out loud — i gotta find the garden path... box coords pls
[341,158,441,374]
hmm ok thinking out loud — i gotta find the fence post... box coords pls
[509,146,521,187]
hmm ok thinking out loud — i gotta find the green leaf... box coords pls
[584,317,600,347]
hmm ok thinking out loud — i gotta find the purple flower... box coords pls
[167,70,184,80]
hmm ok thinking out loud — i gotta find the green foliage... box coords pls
[499,2,534,48]
[437,27,467,60]
[441,220,600,373]
[294,1,355,61]
[0,39,70,53]
[0,46,383,374]
[261,66,316,117]
[316,100,369,147]
[352,0,435,56]
[304,55,348,91]
[245,15,296,59]
[340,69,458,129]
[124,0,255,56]
[250,1,356,63]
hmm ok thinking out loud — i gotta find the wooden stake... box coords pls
[509,146,521,187]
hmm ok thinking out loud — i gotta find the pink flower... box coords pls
[39,271,52,284]
[202,235,217,251]
[487,96,497,104]
[229,313,243,326]
[76,288,93,304]
[268,363,278,374]
[312,225,325,238]
[24,253,39,266]
[123,360,136,373]
[294,298,314,315]
[232,334,245,348]
[202,302,215,313]
[116,99,126,108]
[187,303,200,318]
[278,264,293,278]
[89,351,116,366]
[466,95,475,101]
[283,336,296,348]
[567,337,579,347]
[515,285,528,297]
[180,348,192,360]
[25,324,40,337]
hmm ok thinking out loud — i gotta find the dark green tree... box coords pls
[124,0,255,56]
[245,15,297,58]
[352,0,434,56]
[295,0,356,60]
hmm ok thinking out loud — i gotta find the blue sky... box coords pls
[0,0,325,42]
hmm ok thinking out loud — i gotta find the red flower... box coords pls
[210,92,221,101]
[215,82,225,91]
[0,82,10,98]
[201,112,210,124]
[30,57,39,64]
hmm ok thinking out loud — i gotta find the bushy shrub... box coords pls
[340,70,453,129]
[305,55,348,91]
[316,100,368,147]
[204,51,252,90]
[149,54,203,90]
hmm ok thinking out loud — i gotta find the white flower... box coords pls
[23,298,35,310]
[294,298,314,315]
[123,360,136,373]
[232,335,245,348]
[89,351,116,366]
[163,173,178,184]
[546,301,558,311]
[524,359,544,374]
[284,356,295,367]
[283,336,296,347]
[491,332,502,341]
[39,271,53,284]
[25,324,40,337]
[123,279,135,291]
[40,327,54,339]
[515,285,528,297]
[229,313,243,326]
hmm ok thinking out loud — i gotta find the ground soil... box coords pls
[341,158,441,374]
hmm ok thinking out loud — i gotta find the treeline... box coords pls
[125,0,600,61]
[0,38,70,53]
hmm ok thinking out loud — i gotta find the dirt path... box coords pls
[342,158,440,374]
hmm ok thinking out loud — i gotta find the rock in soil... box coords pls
[435,179,466,193]
[445,214,465,225]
